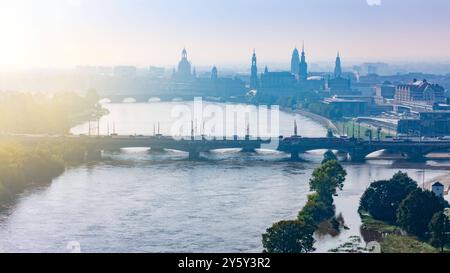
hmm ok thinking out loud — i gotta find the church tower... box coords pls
[175,48,193,81]
[290,48,300,75]
[334,52,342,78]
[211,66,218,80]
[299,44,308,81]
[250,50,258,89]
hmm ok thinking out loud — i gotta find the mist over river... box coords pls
[1,102,449,253]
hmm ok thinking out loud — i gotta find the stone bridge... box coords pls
[278,137,450,161]
[6,135,450,161]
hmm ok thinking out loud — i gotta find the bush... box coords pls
[262,220,316,253]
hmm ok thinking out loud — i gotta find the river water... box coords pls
[1,102,449,253]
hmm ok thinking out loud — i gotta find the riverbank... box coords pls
[0,139,91,208]
[359,213,439,253]
[283,107,340,135]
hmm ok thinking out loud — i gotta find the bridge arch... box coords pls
[123,97,137,103]
[98,98,112,104]
[148,97,161,103]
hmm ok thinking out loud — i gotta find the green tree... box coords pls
[322,150,337,164]
[397,189,447,238]
[428,211,450,252]
[309,160,346,202]
[359,171,417,223]
[298,193,335,225]
[262,220,315,253]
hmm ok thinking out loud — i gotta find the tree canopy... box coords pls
[359,171,417,223]
[428,210,450,252]
[309,160,346,202]
[322,150,337,164]
[262,220,316,253]
[397,189,447,238]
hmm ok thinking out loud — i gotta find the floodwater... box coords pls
[1,102,449,252]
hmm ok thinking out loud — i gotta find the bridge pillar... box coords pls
[349,150,366,162]
[86,150,102,161]
[241,147,256,153]
[405,149,426,162]
[290,152,300,161]
[188,150,200,160]
[149,147,165,153]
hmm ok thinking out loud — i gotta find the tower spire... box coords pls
[298,42,308,80]
[250,49,258,89]
[294,120,298,136]
[334,51,342,78]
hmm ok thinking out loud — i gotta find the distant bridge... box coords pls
[279,137,450,161]
[5,134,450,162]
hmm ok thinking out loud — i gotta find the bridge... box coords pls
[6,133,450,162]
[279,137,450,161]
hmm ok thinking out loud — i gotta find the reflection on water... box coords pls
[1,102,449,253]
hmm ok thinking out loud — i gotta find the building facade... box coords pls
[397,111,450,136]
[395,79,445,105]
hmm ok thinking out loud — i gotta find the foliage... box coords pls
[262,220,316,253]
[428,211,450,252]
[262,159,347,253]
[397,189,447,238]
[322,150,337,164]
[0,140,86,205]
[307,102,343,120]
[298,193,335,225]
[309,160,346,201]
[359,171,417,223]
[0,90,102,134]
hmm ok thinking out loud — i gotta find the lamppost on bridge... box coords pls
[352,119,355,139]
[357,120,361,140]
[294,120,298,137]
[191,120,194,140]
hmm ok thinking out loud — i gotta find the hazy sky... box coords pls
[1,0,450,69]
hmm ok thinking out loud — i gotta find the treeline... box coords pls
[249,91,322,110]
[0,89,102,134]
[360,172,450,252]
[261,153,347,253]
[305,102,343,120]
[0,140,87,206]
[0,90,103,206]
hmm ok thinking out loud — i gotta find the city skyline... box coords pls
[1,0,450,69]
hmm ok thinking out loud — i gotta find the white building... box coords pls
[432,182,444,199]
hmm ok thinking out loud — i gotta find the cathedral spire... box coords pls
[250,50,258,89]
[334,51,342,78]
[298,43,308,81]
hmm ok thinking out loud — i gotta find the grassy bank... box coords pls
[360,212,438,253]
[0,90,107,207]
[0,140,87,207]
